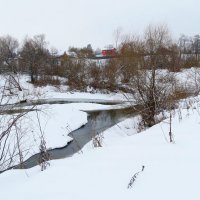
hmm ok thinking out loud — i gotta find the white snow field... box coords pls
[1,71,200,199]
[0,105,200,200]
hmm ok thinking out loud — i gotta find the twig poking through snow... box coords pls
[127,165,145,189]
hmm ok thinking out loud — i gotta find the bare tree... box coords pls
[19,34,50,83]
[0,69,38,172]
[0,113,26,171]
[118,35,144,83]
[113,27,123,49]
[0,35,19,73]
[193,34,200,65]
[123,25,177,128]
[0,76,35,172]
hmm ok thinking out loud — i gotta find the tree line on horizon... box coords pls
[0,25,200,88]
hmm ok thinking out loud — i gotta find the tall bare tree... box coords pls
[113,27,123,49]
[19,34,50,83]
[122,25,176,129]
[0,35,19,73]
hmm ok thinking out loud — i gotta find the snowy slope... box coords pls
[0,106,200,200]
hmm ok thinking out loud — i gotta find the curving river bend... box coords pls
[0,98,136,170]
[16,106,136,169]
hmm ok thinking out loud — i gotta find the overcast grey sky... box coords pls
[0,0,199,52]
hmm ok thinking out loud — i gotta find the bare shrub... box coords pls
[38,137,50,171]
[122,25,178,128]
[36,111,50,171]
[167,86,192,102]
[32,76,61,87]
[92,133,104,148]
[102,58,120,91]
[186,68,200,95]
[67,59,87,91]
[88,62,103,90]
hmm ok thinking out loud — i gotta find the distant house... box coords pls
[102,48,116,57]
[55,51,69,66]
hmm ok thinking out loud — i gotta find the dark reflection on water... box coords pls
[16,107,136,169]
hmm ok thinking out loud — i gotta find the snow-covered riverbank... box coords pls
[0,73,132,169]
[1,105,200,200]
[1,102,131,168]
[1,71,200,200]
